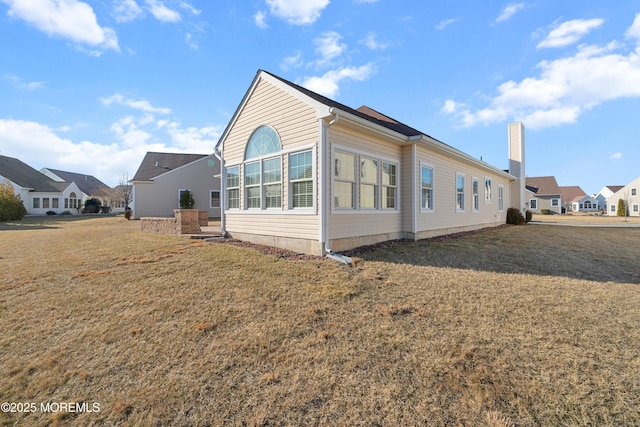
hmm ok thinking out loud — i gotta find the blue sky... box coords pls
[1,0,639,195]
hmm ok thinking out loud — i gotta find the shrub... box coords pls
[124,208,132,220]
[0,182,27,221]
[180,190,195,209]
[541,209,551,215]
[83,198,102,214]
[506,207,525,225]
[46,210,56,215]
[617,199,626,217]
[61,211,72,215]
[525,210,533,223]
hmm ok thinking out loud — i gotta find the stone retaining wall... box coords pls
[141,209,205,235]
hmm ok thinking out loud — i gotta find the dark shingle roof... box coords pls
[132,152,208,181]
[44,168,110,196]
[264,70,436,140]
[0,155,67,192]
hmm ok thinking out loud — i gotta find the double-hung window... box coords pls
[360,157,378,209]
[382,162,397,209]
[226,166,240,209]
[498,185,504,211]
[472,178,479,212]
[334,152,355,209]
[263,157,282,208]
[290,151,313,208]
[421,165,434,211]
[485,178,492,203]
[456,174,465,212]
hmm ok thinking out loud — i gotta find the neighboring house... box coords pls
[131,152,221,219]
[215,69,526,256]
[595,185,623,214]
[0,154,83,215]
[558,185,600,213]
[526,176,562,214]
[606,176,640,217]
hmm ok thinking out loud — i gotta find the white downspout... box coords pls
[321,107,342,258]
[213,148,226,236]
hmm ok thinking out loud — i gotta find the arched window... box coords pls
[244,125,281,160]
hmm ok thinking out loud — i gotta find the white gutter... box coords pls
[213,148,226,236]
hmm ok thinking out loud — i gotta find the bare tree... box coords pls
[117,173,133,210]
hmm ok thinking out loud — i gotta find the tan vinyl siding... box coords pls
[222,77,320,241]
[401,144,415,234]
[225,213,318,240]
[327,123,402,240]
[223,79,318,164]
[415,144,510,233]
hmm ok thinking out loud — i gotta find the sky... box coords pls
[1,0,639,195]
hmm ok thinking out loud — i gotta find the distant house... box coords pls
[595,185,623,214]
[215,69,526,256]
[606,176,640,217]
[559,186,586,213]
[0,154,83,215]
[131,152,221,219]
[526,176,562,214]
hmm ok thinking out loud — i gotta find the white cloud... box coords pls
[537,18,604,49]
[160,121,222,152]
[495,3,525,23]
[609,152,623,160]
[443,35,640,129]
[185,33,198,50]
[280,50,303,70]
[360,32,389,50]
[314,31,346,67]
[625,13,640,42]
[300,63,376,98]
[4,74,45,90]
[435,18,459,30]
[101,94,172,115]
[145,0,180,22]
[178,1,200,15]
[254,10,268,29]
[265,0,330,25]
[113,0,144,23]
[1,0,119,53]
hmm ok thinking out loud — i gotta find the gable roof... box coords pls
[0,155,69,192]
[526,176,561,196]
[132,152,208,181]
[559,185,586,203]
[43,168,110,196]
[606,185,624,193]
[218,69,515,181]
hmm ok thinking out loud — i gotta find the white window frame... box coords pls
[472,177,479,212]
[289,150,314,210]
[484,177,492,204]
[551,198,559,207]
[226,165,240,210]
[210,190,220,208]
[632,188,637,196]
[382,162,397,209]
[420,163,434,213]
[456,173,465,213]
[331,145,400,214]
[359,156,379,210]
[334,151,356,210]
[498,185,504,211]
[530,199,538,210]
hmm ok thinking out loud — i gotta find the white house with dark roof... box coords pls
[595,185,623,214]
[1,155,83,215]
[606,176,640,217]
[131,152,221,219]
[214,69,526,255]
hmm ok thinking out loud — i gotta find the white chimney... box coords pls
[508,122,526,212]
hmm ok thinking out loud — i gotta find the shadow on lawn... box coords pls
[344,225,640,285]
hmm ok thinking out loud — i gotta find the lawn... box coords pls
[1,217,639,426]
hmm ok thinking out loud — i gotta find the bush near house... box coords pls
[0,182,27,221]
[83,198,102,214]
[617,199,626,217]
[180,189,195,209]
[506,207,525,225]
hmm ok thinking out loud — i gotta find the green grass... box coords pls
[1,217,639,426]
